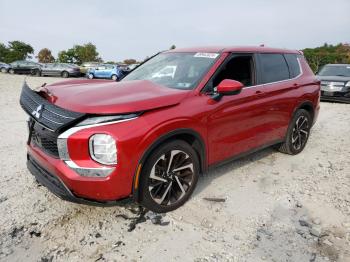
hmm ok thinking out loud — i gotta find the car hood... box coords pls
[42,79,190,114]
[316,75,350,82]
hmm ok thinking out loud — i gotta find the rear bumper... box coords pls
[27,154,131,206]
[68,71,81,77]
[321,90,350,103]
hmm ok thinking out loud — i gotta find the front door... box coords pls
[205,53,278,165]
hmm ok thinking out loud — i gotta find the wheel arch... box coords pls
[294,100,315,122]
[132,128,207,202]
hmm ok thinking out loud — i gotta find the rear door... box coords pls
[253,53,301,145]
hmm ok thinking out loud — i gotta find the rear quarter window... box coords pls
[259,54,290,84]
[284,54,301,78]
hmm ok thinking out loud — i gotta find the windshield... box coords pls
[318,65,350,77]
[122,52,219,89]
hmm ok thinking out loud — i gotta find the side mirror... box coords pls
[211,79,244,101]
[217,79,244,95]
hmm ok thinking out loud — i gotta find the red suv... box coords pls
[20,46,320,212]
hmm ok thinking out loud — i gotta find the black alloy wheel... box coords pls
[139,140,199,213]
[278,109,312,155]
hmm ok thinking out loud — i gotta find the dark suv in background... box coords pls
[317,64,350,103]
[9,60,42,76]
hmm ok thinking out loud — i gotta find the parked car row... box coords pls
[0,60,139,80]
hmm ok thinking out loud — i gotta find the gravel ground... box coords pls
[0,74,349,262]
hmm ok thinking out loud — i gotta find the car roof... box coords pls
[165,46,301,54]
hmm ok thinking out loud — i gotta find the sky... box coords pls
[0,0,349,62]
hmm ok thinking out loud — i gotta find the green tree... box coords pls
[57,43,101,65]
[303,43,350,72]
[57,49,76,63]
[7,41,34,61]
[123,59,137,65]
[0,43,9,62]
[0,41,34,63]
[37,48,55,63]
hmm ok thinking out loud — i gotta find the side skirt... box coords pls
[207,139,284,171]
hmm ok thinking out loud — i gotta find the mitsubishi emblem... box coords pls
[32,104,44,119]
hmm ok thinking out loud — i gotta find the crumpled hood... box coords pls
[43,79,190,114]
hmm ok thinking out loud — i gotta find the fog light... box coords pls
[89,134,117,165]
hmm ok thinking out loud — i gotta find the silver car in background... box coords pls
[317,64,350,103]
[40,63,81,78]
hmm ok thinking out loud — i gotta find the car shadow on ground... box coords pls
[193,146,277,197]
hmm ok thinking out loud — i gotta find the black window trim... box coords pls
[255,53,303,86]
[201,52,303,94]
[202,52,258,93]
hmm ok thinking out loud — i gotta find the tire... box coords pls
[87,73,94,79]
[31,69,41,76]
[278,109,312,155]
[0,67,7,73]
[61,71,69,78]
[9,68,15,74]
[139,140,200,213]
[111,74,118,81]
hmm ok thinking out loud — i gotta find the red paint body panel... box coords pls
[27,46,320,202]
[44,79,190,114]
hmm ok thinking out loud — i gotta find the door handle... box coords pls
[255,90,264,97]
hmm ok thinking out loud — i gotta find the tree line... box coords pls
[0,41,141,65]
[1,40,349,71]
[303,43,350,72]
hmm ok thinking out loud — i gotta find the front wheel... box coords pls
[278,109,312,155]
[1,67,7,73]
[139,140,199,213]
[9,69,15,74]
[87,73,94,79]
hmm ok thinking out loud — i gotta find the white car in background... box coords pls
[152,65,176,78]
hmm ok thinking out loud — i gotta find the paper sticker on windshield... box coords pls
[194,53,219,59]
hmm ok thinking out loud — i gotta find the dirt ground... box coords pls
[0,73,349,262]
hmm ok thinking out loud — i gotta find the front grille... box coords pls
[320,81,345,86]
[19,82,85,132]
[31,120,59,157]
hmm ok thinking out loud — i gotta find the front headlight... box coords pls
[345,81,350,87]
[89,134,117,165]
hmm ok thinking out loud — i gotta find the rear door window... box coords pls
[259,54,289,84]
[284,54,301,78]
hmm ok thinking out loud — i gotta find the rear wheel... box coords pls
[139,140,199,213]
[278,109,311,155]
[111,74,118,81]
[61,71,69,78]
[31,69,41,76]
[9,68,15,74]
